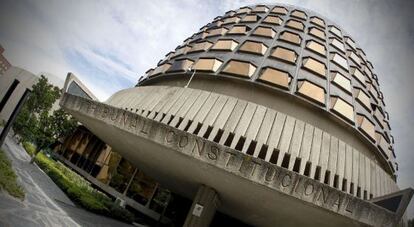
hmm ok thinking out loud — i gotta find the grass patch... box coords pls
[22,142,36,156]
[33,151,134,223]
[0,149,25,199]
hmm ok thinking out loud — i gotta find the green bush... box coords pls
[0,149,25,199]
[22,142,36,156]
[32,152,134,223]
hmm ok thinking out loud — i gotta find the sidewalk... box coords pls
[0,135,133,227]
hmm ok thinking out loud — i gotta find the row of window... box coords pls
[191,24,371,76]
[146,56,393,160]
[169,38,382,104]
[223,5,321,25]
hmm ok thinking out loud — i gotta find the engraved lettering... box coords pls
[265,167,275,182]
[178,135,188,148]
[281,173,292,187]
[102,106,110,119]
[225,152,237,168]
[111,109,119,121]
[250,161,261,176]
[315,187,329,205]
[140,120,150,134]
[345,197,354,214]
[129,115,137,128]
[304,181,314,196]
[165,130,176,144]
[192,139,205,156]
[208,146,219,160]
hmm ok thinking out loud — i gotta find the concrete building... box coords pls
[0,67,38,145]
[60,4,412,227]
[0,45,12,75]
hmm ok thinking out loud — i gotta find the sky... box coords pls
[0,0,413,219]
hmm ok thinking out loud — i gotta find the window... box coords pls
[238,40,268,55]
[330,38,345,52]
[188,41,213,53]
[237,7,251,14]
[309,27,325,40]
[348,51,361,66]
[227,25,250,35]
[291,10,307,20]
[252,26,276,38]
[279,31,302,45]
[331,71,351,93]
[173,45,191,58]
[145,68,154,78]
[373,107,385,129]
[222,60,256,77]
[190,32,208,42]
[210,39,239,51]
[270,46,297,64]
[351,67,366,86]
[302,57,326,77]
[331,53,348,71]
[367,83,379,100]
[224,10,236,17]
[286,19,304,31]
[206,27,228,37]
[329,26,342,38]
[241,14,259,23]
[310,16,325,27]
[354,88,371,111]
[222,16,241,25]
[193,58,223,72]
[364,66,373,79]
[297,80,325,105]
[167,59,194,72]
[262,15,283,25]
[271,6,288,15]
[375,132,389,155]
[346,37,357,50]
[356,114,376,141]
[330,97,354,122]
[306,40,326,56]
[252,5,269,13]
[258,67,291,89]
[151,63,171,76]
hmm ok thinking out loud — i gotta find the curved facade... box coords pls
[61,4,407,227]
[133,4,397,199]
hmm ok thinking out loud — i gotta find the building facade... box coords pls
[0,45,11,75]
[55,125,172,222]
[0,67,37,145]
[61,4,412,227]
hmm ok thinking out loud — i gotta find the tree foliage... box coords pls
[12,75,77,162]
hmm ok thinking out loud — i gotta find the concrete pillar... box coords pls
[184,185,220,227]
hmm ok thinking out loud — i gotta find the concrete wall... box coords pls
[0,67,37,123]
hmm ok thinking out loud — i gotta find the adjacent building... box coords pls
[0,45,11,75]
[60,4,412,227]
[0,67,38,145]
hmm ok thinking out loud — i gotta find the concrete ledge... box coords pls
[60,93,400,227]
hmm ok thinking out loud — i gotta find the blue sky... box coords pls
[1,0,413,218]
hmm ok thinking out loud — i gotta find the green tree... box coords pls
[11,75,77,163]
[13,75,60,141]
[29,109,77,163]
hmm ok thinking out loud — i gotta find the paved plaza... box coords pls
[0,135,134,227]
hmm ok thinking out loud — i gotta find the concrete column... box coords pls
[184,185,220,227]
